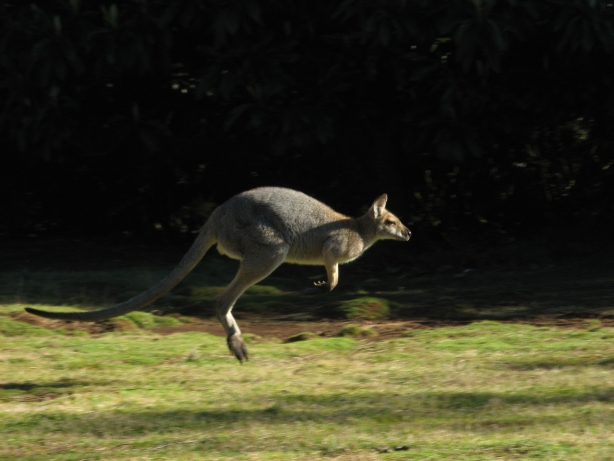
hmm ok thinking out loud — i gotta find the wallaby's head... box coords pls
[369,194,411,241]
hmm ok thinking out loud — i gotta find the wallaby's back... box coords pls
[211,187,353,263]
[225,187,345,228]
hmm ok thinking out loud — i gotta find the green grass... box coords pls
[337,297,391,319]
[2,310,614,460]
[0,317,56,337]
[339,324,378,338]
[285,331,321,342]
[120,311,184,328]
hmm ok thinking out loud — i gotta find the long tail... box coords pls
[25,228,216,321]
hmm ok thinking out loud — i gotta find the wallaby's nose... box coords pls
[405,228,412,241]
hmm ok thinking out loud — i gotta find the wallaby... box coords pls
[25,187,411,362]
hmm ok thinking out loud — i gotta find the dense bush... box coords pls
[1,0,613,239]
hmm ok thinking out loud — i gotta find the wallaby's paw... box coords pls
[302,281,329,294]
[314,280,330,292]
[227,334,249,363]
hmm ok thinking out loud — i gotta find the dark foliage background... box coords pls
[1,0,613,244]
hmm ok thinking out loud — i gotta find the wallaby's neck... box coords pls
[355,213,379,246]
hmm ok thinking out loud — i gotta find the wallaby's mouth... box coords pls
[393,230,411,241]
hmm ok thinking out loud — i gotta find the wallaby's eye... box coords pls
[384,220,396,226]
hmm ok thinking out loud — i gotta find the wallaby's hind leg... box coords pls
[215,248,288,362]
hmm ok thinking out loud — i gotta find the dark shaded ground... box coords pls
[3,237,614,340]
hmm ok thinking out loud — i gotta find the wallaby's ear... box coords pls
[370,194,388,219]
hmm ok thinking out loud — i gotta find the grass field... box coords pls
[2,309,614,460]
[2,241,614,460]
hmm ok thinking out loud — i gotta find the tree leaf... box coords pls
[378,20,391,46]
[224,103,253,130]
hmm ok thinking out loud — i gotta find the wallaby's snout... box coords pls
[392,222,411,241]
[402,225,412,241]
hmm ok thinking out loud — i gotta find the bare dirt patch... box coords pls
[16,310,614,344]
[12,311,118,334]
[149,316,614,341]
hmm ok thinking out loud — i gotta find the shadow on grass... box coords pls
[0,379,89,402]
[4,244,614,323]
[0,379,85,391]
[503,356,614,370]
[8,388,614,434]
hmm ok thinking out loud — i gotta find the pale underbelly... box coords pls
[216,243,242,261]
[216,243,361,266]
[285,254,361,266]
[284,255,324,266]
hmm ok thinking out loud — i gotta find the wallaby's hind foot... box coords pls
[228,334,248,362]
